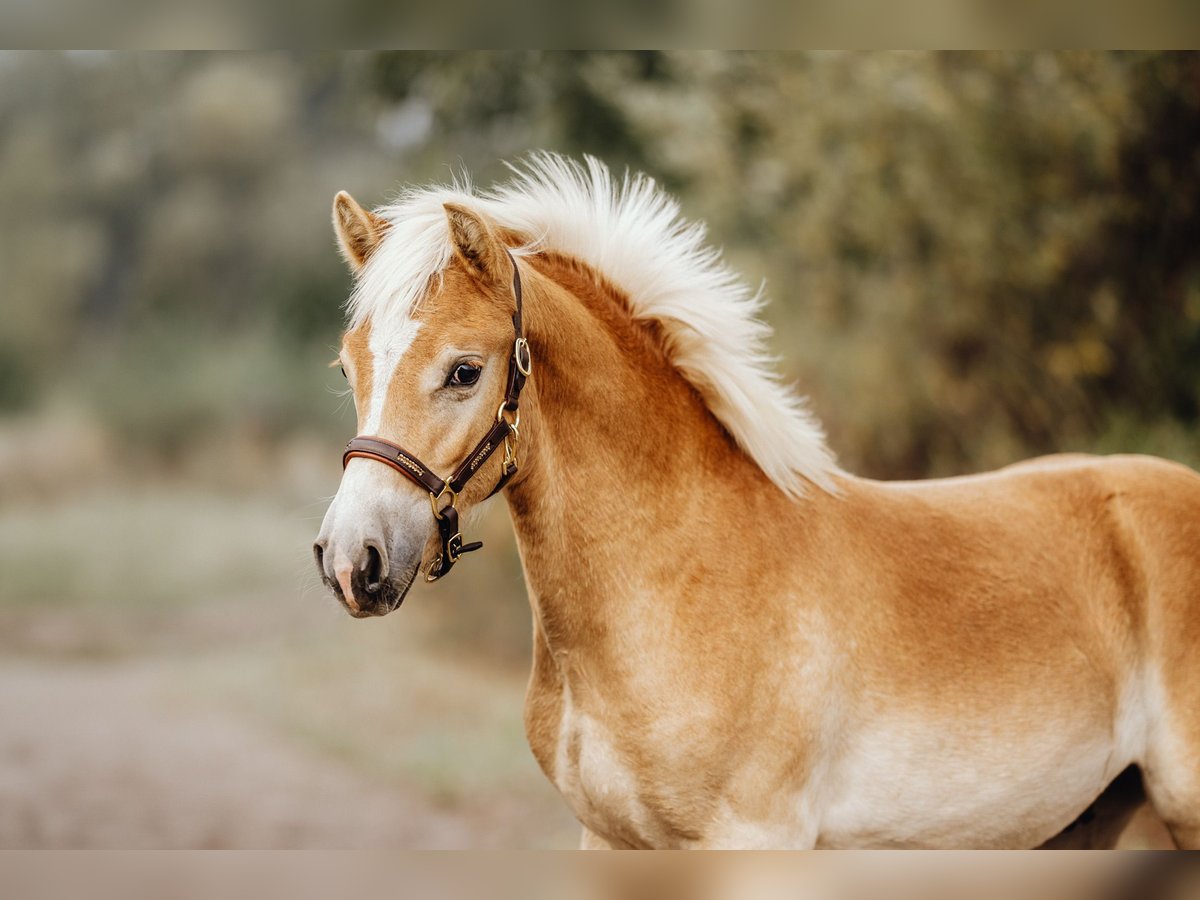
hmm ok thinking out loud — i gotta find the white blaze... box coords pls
[363,317,422,435]
[320,314,429,582]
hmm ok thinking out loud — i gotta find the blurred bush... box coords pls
[1,51,1196,478]
[0,52,382,441]
[372,51,1200,477]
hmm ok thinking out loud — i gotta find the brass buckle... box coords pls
[425,532,463,582]
[514,337,532,376]
[429,484,457,520]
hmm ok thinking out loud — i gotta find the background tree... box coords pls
[1,50,1196,478]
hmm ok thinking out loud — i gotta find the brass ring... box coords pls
[496,401,521,430]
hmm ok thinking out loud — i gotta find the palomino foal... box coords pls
[314,156,1200,849]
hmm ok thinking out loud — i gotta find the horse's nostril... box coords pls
[364,544,384,593]
[313,540,326,575]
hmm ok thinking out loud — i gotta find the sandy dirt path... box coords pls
[0,660,486,849]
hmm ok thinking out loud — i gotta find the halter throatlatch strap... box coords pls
[341,250,530,582]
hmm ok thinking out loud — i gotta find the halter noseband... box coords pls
[341,251,532,582]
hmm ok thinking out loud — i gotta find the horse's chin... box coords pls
[336,561,420,619]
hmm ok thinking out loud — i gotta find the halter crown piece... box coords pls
[342,250,532,582]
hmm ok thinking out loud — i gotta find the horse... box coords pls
[313,154,1200,849]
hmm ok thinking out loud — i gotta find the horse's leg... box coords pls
[1038,766,1149,849]
[1143,721,1200,849]
[1124,461,1200,849]
[1141,627,1200,848]
[580,826,616,849]
[1140,563,1200,847]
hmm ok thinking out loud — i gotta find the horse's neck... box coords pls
[503,255,790,661]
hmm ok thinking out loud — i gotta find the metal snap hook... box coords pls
[429,484,457,520]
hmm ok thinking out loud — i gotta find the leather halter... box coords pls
[342,252,532,582]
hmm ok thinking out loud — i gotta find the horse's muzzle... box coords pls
[313,537,415,617]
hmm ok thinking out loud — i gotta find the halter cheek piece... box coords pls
[341,251,532,582]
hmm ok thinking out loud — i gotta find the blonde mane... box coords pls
[348,154,838,497]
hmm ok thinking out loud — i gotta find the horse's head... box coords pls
[314,191,524,617]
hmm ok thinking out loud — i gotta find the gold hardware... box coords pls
[502,433,518,474]
[495,400,521,431]
[496,401,521,474]
[429,484,457,520]
[514,337,532,376]
[424,531,463,581]
[425,556,443,582]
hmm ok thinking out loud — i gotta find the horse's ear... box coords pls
[444,203,507,285]
[332,191,389,271]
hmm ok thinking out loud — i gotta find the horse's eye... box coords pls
[448,362,481,387]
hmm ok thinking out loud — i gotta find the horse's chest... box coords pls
[545,686,668,847]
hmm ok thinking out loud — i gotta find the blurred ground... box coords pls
[0,661,478,848]
[0,433,577,849]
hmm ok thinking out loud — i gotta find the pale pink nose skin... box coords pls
[314,462,433,617]
[335,565,360,612]
[312,536,394,617]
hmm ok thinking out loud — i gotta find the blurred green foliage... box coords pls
[372,51,1200,477]
[1,51,1198,479]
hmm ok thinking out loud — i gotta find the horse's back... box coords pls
[1003,450,1200,495]
[1005,451,1200,613]
[1039,454,1200,662]
[836,452,1200,847]
[854,451,1200,658]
